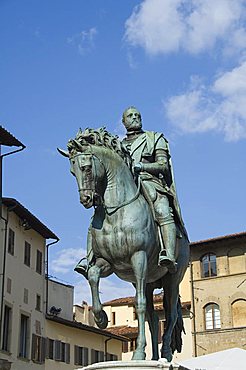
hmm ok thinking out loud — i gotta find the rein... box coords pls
[102,175,141,215]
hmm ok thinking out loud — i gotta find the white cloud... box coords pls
[124,0,246,55]
[51,247,86,274]
[67,28,97,55]
[165,60,246,141]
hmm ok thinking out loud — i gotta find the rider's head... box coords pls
[122,106,142,133]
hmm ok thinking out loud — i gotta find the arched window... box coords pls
[204,303,221,330]
[201,253,217,278]
[232,299,246,327]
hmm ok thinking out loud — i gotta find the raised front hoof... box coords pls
[132,350,146,360]
[160,347,173,363]
[95,310,108,329]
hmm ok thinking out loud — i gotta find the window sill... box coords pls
[0,349,11,356]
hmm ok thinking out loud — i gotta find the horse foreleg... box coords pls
[146,284,159,360]
[88,258,112,329]
[161,276,179,362]
[131,250,147,360]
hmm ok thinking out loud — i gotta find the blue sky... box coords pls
[1,0,246,304]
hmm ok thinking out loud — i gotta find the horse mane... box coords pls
[67,127,132,167]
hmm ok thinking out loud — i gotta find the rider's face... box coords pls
[123,109,142,131]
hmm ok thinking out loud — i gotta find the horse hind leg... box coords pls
[88,258,112,329]
[161,276,179,362]
[146,283,159,360]
[131,250,147,361]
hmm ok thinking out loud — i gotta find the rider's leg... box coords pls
[74,226,95,278]
[154,195,177,273]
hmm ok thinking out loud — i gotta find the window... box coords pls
[74,346,89,366]
[133,306,137,321]
[46,338,54,359]
[6,278,12,294]
[8,228,15,255]
[36,250,42,274]
[111,311,116,325]
[232,299,246,327]
[23,288,28,304]
[54,340,70,363]
[2,305,12,352]
[122,341,129,353]
[130,338,137,352]
[31,334,45,363]
[36,294,41,311]
[106,353,118,361]
[91,349,104,364]
[204,303,221,330]
[24,241,31,266]
[201,253,217,277]
[19,314,29,358]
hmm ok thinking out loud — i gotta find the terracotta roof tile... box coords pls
[105,326,138,337]
[191,231,246,246]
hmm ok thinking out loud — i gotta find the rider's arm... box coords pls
[134,137,169,177]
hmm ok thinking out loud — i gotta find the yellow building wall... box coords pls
[45,320,122,370]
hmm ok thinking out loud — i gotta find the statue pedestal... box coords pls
[79,360,187,370]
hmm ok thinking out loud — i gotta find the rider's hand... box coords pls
[134,162,143,174]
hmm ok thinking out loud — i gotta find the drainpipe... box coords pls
[190,262,197,357]
[45,238,59,314]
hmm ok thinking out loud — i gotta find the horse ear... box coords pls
[57,148,69,157]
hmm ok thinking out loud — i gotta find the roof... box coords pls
[2,198,58,240]
[46,314,129,342]
[103,293,163,307]
[105,325,138,337]
[191,231,246,247]
[103,293,191,309]
[178,347,246,370]
[0,125,25,147]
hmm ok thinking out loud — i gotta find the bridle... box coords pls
[75,150,141,215]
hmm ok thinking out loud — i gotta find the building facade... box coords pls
[0,199,127,369]
[0,198,58,369]
[102,292,192,362]
[190,232,246,357]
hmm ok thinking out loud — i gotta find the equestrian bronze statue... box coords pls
[58,107,189,362]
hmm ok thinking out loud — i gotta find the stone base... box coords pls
[79,359,187,370]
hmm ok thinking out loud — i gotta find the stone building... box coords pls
[102,287,192,362]
[190,232,246,357]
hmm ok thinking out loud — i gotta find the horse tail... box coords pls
[170,297,185,353]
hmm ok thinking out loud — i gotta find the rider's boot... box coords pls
[74,258,89,279]
[158,222,177,274]
[74,227,94,279]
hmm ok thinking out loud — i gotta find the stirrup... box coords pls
[158,255,177,274]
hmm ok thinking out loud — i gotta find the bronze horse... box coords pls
[59,127,189,362]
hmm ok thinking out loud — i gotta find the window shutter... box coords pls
[65,343,70,364]
[74,345,79,365]
[91,348,96,364]
[54,340,61,361]
[31,334,36,360]
[41,337,46,363]
[84,347,89,366]
[99,350,104,362]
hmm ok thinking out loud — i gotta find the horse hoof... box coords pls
[161,347,172,362]
[95,310,108,329]
[132,351,146,360]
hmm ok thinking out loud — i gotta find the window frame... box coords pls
[18,313,30,359]
[1,304,12,352]
[8,228,15,256]
[36,250,43,275]
[201,253,217,278]
[204,303,221,330]
[24,241,31,267]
